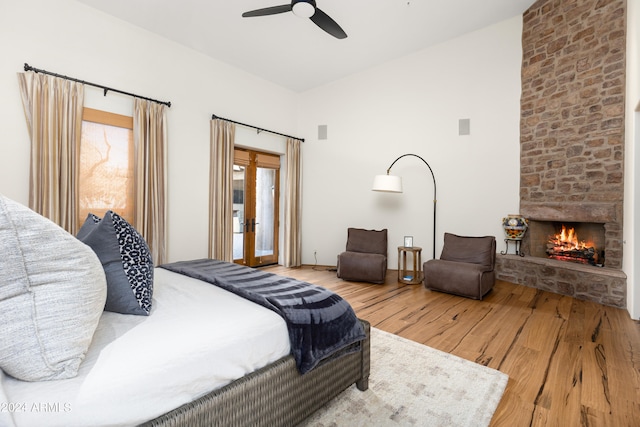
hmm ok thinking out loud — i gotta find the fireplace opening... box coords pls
[527,220,606,267]
[547,224,599,265]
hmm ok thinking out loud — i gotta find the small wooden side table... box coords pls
[397,246,423,285]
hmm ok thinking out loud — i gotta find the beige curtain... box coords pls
[17,72,85,233]
[209,119,235,261]
[283,138,302,267]
[133,98,168,265]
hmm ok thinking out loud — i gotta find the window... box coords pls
[79,108,134,224]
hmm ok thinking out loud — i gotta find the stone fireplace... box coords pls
[495,0,627,308]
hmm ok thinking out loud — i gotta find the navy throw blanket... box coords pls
[160,259,366,374]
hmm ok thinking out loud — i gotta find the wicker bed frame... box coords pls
[141,319,370,427]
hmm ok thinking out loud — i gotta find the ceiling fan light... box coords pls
[292,1,315,18]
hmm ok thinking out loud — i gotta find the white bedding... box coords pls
[1,268,290,427]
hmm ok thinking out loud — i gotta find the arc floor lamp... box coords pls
[372,153,437,259]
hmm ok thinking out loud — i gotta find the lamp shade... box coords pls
[372,174,403,193]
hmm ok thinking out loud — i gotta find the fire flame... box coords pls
[549,225,594,251]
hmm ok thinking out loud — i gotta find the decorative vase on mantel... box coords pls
[502,214,528,240]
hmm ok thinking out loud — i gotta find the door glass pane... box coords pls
[255,167,276,257]
[232,165,245,261]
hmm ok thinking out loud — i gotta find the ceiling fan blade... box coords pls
[242,4,292,17]
[310,8,347,39]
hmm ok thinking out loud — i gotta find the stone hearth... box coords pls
[497,255,626,307]
[495,0,627,309]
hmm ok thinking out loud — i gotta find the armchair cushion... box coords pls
[345,228,387,256]
[337,252,387,284]
[440,233,496,268]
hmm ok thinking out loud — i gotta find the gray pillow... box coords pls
[77,211,153,315]
[0,195,106,381]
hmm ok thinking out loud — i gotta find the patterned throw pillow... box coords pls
[77,211,154,315]
[0,195,106,381]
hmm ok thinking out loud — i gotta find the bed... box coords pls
[0,195,370,427]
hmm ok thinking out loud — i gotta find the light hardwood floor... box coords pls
[263,265,640,427]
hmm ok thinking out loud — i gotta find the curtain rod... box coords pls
[212,114,304,142]
[23,63,171,107]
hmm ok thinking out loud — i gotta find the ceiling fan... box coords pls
[242,0,347,39]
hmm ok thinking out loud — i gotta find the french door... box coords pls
[233,149,280,267]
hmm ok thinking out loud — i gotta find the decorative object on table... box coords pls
[501,214,528,256]
[299,328,508,427]
[337,228,388,284]
[423,233,496,300]
[398,246,422,285]
[403,236,413,247]
[372,153,437,259]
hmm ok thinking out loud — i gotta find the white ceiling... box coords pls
[76,0,535,92]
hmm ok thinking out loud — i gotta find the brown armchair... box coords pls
[423,233,496,300]
[337,228,388,284]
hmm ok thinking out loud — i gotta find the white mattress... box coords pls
[1,268,290,427]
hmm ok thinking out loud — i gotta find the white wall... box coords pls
[0,0,298,262]
[297,16,523,268]
[624,0,640,320]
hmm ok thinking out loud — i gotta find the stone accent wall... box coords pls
[496,0,627,308]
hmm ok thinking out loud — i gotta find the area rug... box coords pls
[299,328,508,427]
